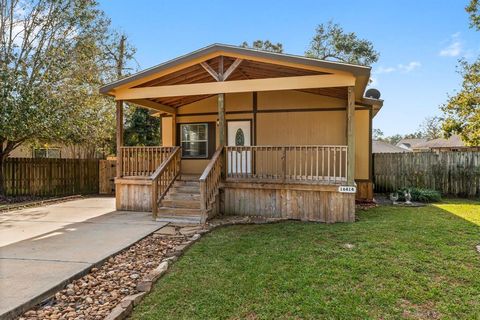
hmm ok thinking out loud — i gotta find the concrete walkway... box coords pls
[0,198,167,319]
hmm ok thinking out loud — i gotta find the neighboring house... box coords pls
[396,138,427,151]
[412,134,480,152]
[7,143,104,159]
[373,140,410,153]
[101,44,383,224]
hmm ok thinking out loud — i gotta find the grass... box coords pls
[132,200,480,319]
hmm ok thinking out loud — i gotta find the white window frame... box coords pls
[180,123,209,159]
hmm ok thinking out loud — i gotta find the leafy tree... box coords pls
[305,21,379,66]
[240,40,284,53]
[0,0,132,195]
[372,128,384,140]
[467,0,480,30]
[419,116,444,140]
[440,2,480,146]
[124,108,160,146]
[441,59,480,145]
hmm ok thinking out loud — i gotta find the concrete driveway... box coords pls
[0,197,167,319]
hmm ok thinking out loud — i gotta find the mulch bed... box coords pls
[19,233,185,320]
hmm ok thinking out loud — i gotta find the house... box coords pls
[373,140,410,153]
[7,142,104,159]
[100,44,383,224]
[412,134,480,152]
[396,138,427,151]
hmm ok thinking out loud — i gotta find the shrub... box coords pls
[395,187,442,203]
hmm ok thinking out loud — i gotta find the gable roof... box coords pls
[373,140,411,153]
[100,43,373,96]
[396,138,428,149]
[415,135,467,149]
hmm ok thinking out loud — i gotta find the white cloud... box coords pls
[376,66,396,74]
[373,61,421,75]
[398,61,421,73]
[439,33,463,57]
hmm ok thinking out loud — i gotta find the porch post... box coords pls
[218,93,226,146]
[172,114,177,146]
[116,100,124,178]
[347,86,355,185]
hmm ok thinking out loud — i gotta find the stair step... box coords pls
[179,175,200,182]
[171,186,200,194]
[164,193,201,201]
[158,207,201,216]
[161,199,201,209]
[174,180,200,187]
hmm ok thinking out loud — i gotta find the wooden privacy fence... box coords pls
[373,152,480,197]
[3,158,99,196]
[99,160,116,195]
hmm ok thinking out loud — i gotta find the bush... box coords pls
[395,187,442,203]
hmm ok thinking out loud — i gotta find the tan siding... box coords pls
[257,111,346,146]
[258,90,346,109]
[161,116,174,146]
[355,109,370,180]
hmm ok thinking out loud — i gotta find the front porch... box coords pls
[115,144,355,224]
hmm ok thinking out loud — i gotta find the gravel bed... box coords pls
[19,233,185,320]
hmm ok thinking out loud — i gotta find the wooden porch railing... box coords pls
[151,147,181,218]
[121,146,174,177]
[225,145,348,184]
[199,147,223,221]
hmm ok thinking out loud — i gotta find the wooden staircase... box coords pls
[156,175,204,224]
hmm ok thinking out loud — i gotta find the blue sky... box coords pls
[99,0,479,136]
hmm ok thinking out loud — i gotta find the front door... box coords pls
[227,121,251,175]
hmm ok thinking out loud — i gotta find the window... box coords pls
[180,123,208,158]
[34,148,61,158]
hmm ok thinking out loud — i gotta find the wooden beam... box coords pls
[218,56,224,79]
[347,86,355,185]
[172,114,177,147]
[222,58,243,81]
[218,93,226,146]
[115,74,356,100]
[116,101,124,178]
[200,62,220,81]
[127,99,176,114]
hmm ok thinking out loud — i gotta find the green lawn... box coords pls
[133,201,480,319]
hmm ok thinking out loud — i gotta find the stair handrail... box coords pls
[199,146,223,221]
[151,146,182,219]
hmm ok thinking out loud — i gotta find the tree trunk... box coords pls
[0,154,6,197]
[0,139,25,197]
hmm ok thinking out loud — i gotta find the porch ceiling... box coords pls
[127,57,349,110]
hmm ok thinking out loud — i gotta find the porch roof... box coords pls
[100,43,383,114]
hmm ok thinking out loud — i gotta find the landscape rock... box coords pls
[136,280,153,293]
[145,261,168,282]
[20,233,183,319]
[104,303,132,320]
[189,234,201,241]
[155,226,177,235]
[179,226,203,235]
[121,292,146,306]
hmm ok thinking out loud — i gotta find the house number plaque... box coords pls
[338,186,356,193]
